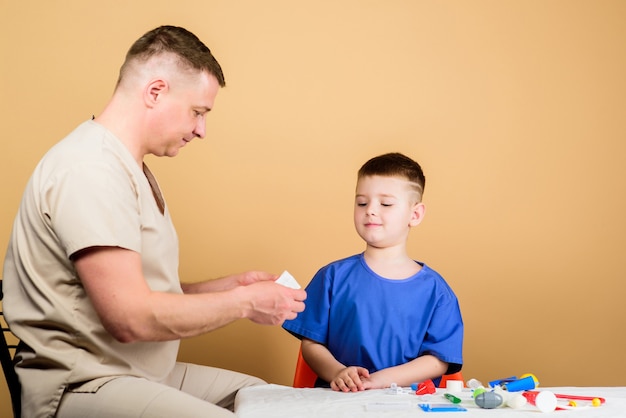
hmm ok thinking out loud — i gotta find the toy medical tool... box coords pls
[522,391,558,412]
[444,393,462,404]
[474,391,503,409]
[489,374,538,392]
[418,403,467,412]
[524,390,605,411]
[414,379,436,395]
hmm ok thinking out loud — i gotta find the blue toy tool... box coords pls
[418,404,467,412]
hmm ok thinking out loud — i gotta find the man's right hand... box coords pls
[241,281,306,325]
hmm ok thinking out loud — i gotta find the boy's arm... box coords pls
[301,338,370,392]
[364,355,448,389]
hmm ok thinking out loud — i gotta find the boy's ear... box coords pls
[409,202,426,227]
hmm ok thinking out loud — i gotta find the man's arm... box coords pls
[180,270,278,294]
[73,246,306,343]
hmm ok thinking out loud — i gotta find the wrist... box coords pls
[231,285,253,320]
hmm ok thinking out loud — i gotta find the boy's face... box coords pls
[354,175,425,249]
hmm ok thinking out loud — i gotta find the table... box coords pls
[235,384,626,417]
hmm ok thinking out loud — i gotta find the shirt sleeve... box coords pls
[42,160,142,258]
[282,266,331,344]
[419,290,464,369]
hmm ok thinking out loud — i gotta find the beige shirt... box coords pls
[3,120,182,418]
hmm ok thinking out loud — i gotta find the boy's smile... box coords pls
[354,175,424,249]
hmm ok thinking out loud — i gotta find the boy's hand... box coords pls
[330,366,370,392]
[358,371,388,390]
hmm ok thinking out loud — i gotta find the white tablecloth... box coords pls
[235,384,626,417]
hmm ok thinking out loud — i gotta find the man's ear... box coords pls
[144,79,168,108]
[409,202,426,227]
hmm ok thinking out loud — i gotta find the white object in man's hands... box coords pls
[275,270,301,289]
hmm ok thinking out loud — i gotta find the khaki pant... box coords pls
[55,362,265,418]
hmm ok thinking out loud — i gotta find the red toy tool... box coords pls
[415,380,436,395]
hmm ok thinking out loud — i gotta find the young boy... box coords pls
[282,152,463,392]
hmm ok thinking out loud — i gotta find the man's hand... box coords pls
[240,281,306,325]
[233,270,278,287]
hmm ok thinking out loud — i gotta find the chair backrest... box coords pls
[1,279,21,418]
[438,370,465,388]
[292,342,464,390]
[292,345,317,388]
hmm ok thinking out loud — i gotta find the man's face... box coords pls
[147,71,221,157]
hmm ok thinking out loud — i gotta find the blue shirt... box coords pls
[283,253,463,379]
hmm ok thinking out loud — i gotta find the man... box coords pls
[3,25,306,418]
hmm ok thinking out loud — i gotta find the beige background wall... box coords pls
[1,1,625,415]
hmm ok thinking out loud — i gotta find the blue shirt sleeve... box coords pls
[282,265,331,344]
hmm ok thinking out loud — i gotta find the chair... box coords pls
[438,370,465,388]
[1,279,21,418]
[292,343,464,389]
[293,345,317,388]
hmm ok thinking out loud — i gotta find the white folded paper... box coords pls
[275,270,301,289]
